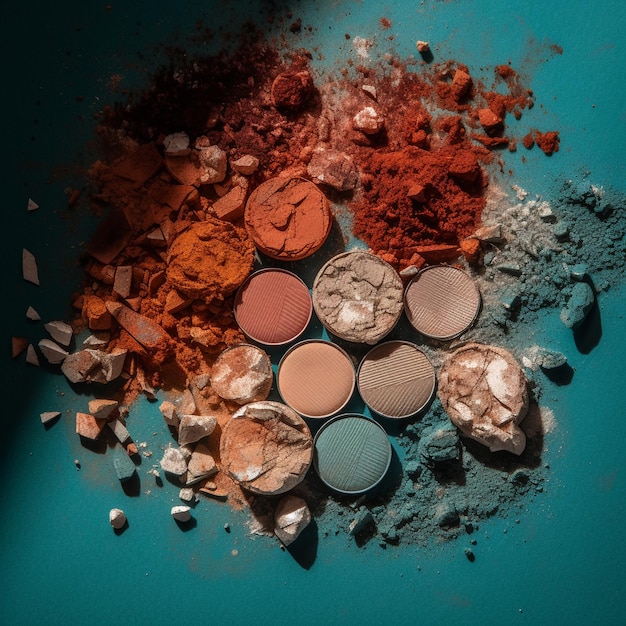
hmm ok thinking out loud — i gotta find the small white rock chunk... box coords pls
[306,148,359,192]
[177,414,217,446]
[88,398,118,421]
[171,505,192,523]
[160,446,188,476]
[274,495,311,546]
[179,487,198,503]
[44,320,73,346]
[40,411,61,425]
[231,154,260,176]
[38,339,69,364]
[186,442,218,484]
[26,306,41,321]
[159,400,180,427]
[361,84,377,100]
[22,248,39,285]
[61,348,127,384]
[163,132,191,156]
[82,333,110,348]
[353,106,384,134]
[26,344,39,366]
[109,508,127,530]
[195,137,227,184]
[27,198,39,212]
[175,389,197,417]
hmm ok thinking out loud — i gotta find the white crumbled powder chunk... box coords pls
[171,505,191,522]
[352,36,373,58]
[22,249,39,285]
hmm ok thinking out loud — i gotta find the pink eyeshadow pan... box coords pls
[233,269,312,345]
[278,340,356,419]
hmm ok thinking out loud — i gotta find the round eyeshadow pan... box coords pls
[312,250,404,345]
[277,340,355,419]
[233,269,312,345]
[404,265,481,340]
[357,341,436,419]
[313,414,392,494]
[244,176,332,261]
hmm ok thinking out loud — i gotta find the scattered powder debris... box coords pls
[18,22,625,553]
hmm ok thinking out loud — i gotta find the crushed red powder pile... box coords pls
[50,30,559,528]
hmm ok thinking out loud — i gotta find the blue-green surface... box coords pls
[2,1,625,624]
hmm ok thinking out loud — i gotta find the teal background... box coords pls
[2,1,625,624]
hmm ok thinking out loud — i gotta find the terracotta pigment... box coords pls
[244,176,332,260]
[219,401,313,495]
[357,341,436,419]
[233,269,312,345]
[404,265,481,340]
[166,217,254,302]
[277,340,355,419]
[312,251,404,344]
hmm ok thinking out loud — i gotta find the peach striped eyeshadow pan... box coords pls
[357,341,436,419]
[277,340,355,419]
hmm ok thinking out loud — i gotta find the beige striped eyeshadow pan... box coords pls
[404,265,481,340]
[277,340,355,419]
[233,269,312,345]
[357,341,436,419]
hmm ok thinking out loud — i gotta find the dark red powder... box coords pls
[522,132,535,149]
[535,130,560,155]
[351,141,491,269]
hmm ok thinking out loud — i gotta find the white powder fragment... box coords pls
[352,36,373,58]
[26,344,39,366]
[26,306,41,321]
[591,184,605,200]
[539,406,556,434]
[512,184,528,200]
[22,249,39,285]
[339,299,373,324]
[486,357,510,403]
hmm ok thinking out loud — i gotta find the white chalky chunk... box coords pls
[40,411,61,424]
[22,249,39,285]
[171,505,192,522]
[274,496,311,546]
[38,339,69,364]
[44,320,73,346]
[163,132,190,155]
[160,446,188,476]
[177,414,217,446]
[26,306,41,321]
[109,508,127,530]
[26,344,39,366]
